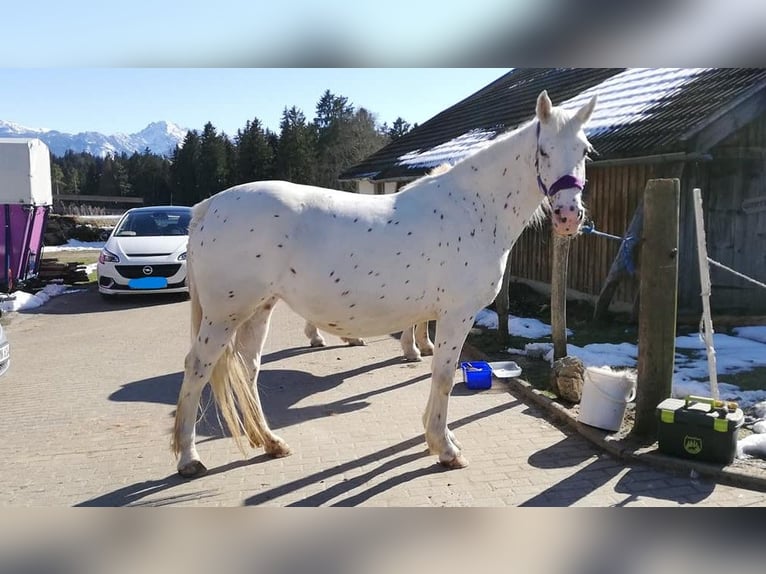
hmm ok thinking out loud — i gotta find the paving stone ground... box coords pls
[1,288,764,506]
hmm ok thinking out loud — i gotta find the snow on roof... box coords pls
[559,68,711,137]
[395,128,497,169]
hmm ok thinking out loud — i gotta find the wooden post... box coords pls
[551,234,571,361]
[632,179,680,438]
[493,252,514,348]
[692,187,720,400]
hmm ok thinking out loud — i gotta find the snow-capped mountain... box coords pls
[0,119,188,157]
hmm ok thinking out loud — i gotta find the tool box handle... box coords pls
[684,395,738,412]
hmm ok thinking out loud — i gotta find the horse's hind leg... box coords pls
[304,321,326,347]
[414,321,434,357]
[422,314,474,469]
[236,302,291,458]
[173,322,234,478]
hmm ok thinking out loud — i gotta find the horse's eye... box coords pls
[539,148,548,158]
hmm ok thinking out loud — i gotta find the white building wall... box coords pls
[357,180,375,195]
[356,181,400,195]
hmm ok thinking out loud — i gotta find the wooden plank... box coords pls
[633,178,681,438]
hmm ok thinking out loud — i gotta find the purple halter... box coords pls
[535,122,585,198]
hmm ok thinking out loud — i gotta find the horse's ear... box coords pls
[536,90,553,123]
[574,94,597,126]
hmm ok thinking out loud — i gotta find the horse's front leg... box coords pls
[422,314,474,469]
[304,321,326,347]
[400,325,423,361]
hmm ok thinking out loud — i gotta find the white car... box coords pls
[97,206,192,299]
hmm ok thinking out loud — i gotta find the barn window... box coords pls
[374,182,385,195]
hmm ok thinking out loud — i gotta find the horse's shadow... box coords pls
[109,346,430,437]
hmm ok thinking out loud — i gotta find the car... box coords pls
[97,205,192,299]
[0,321,9,377]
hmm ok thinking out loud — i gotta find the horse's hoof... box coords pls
[343,338,366,346]
[178,460,208,479]
[438,454,469,469]
[265,440,292,458]
[403,354,423,362]
[309,339,326,348]
[419,348,434,357]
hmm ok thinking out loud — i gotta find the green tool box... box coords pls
[656,395,744,464]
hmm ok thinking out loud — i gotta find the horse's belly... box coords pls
[284,294,429,339]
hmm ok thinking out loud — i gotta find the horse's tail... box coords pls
[208,342,268,455]
[174,194,269,456]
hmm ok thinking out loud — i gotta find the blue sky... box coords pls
[0,69,509,136]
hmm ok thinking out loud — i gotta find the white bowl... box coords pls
[488,361,522,379]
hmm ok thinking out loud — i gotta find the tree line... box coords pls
[50,90,414,207]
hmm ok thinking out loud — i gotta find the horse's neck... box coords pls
[449,122,542,243]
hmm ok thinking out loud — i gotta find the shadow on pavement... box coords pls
[73,455,272,507]
[110,354,429,437]
[520,435,716,506]
[245,399,520,506]
[27,285,188,316]
[75,398,520,507]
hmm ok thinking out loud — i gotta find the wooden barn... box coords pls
[339,68,766,317]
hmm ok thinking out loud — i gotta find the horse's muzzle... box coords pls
[552,203,585,237]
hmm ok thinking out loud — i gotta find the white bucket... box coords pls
[578,366,637,432]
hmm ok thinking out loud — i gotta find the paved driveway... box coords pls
[1,287,764,506]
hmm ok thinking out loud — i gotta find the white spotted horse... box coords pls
[303,320,434,362]
[173,90,597,478]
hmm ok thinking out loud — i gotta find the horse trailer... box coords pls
[0,138,53,293]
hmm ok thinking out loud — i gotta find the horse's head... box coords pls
[534,90,597,237]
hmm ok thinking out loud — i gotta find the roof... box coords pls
[341,68,766,182]
[562,68,766,158]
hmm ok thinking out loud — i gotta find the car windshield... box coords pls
[114,210,191,237]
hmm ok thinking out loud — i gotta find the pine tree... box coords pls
[276,106,317,184]
[387,117,412,141]
[198,122,229,200]
[170,130,201,205]
[235,118,276,185]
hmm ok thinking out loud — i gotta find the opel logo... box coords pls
[142,266,153,276]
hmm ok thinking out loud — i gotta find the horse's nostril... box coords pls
[577,209,584,220]
[561,216,568,223]
[554,208,561,215]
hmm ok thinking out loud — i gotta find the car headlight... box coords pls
[99,248,120,264]
[177,252,187,261]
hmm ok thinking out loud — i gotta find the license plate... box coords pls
[0,343,9,362]
[128,277,168,289]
